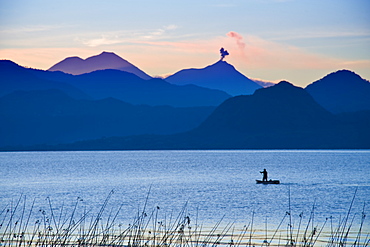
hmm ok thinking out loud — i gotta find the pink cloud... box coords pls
[227,31,246,50]
[224,31,355,70]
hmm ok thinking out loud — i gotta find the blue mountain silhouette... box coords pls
[48,51,152,80]
[305,70,370,114]
[188,81,369,148]
[28,81,370,150]
[0,89,215,147]
[195,81,334,135]
[166,60,262,96]
[65,69,230,107]
[1,57,370,150]
[1,60,230,107]
[0,60,89,99]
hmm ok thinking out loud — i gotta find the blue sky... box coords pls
[1,0,369,86]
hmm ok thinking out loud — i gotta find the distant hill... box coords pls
[0,89,215,147]
[48,51,152,80]
[166,60,262,96]
[188,81,369,149]
[20,81,369,150]
[0,60,89,99]
[305,70,370,114]
[189,81,339,148]
[197,81,333,132]
[65,69,231,107]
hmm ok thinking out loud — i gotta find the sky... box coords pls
[1,0,369,87]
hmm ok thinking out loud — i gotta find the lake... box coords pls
[1,150,369,244]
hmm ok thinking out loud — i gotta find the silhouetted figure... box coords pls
[220,47,229,61]
[260,169,268,182]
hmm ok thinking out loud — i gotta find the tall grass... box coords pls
[0,191,368,247]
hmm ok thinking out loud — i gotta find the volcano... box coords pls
[165,60,262,96]
[48,51,151,80]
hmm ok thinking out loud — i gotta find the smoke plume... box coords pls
[227,31,246,50]
[220,47,229,61]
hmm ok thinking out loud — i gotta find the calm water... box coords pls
[1,150,370,231]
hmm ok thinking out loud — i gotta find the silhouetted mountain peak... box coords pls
[203,60,242,74]
[166,60,261,96]
[276,80,304,91]
[85,51,128,64]
[308,69,366,88]
[96,51,121,58]
[276,80,293,86]
[60,51,121,62]
[63,56,84,61]
[196,79,334,145]
[100,51,115,55]
[209,60,232,67]
[48,52,152,79]
[253,80,301,97]
[192,60,239,74]
[328,69,363,79]
[305,69,370,113]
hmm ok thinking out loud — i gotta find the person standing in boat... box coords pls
[260,169,268,181]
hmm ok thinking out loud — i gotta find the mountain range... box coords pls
[1,51,370,150]
[0,89,214,147]
[48,81,369,150]
[0,60,89,99]
[1,60,230,107]
[49,52,263,97]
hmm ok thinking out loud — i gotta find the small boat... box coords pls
[256,179,280,184]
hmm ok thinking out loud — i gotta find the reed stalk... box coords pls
[0,191,368,247]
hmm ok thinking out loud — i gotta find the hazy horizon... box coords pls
[1,0,370,87]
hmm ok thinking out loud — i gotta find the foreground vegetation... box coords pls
[1,190,368,247]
